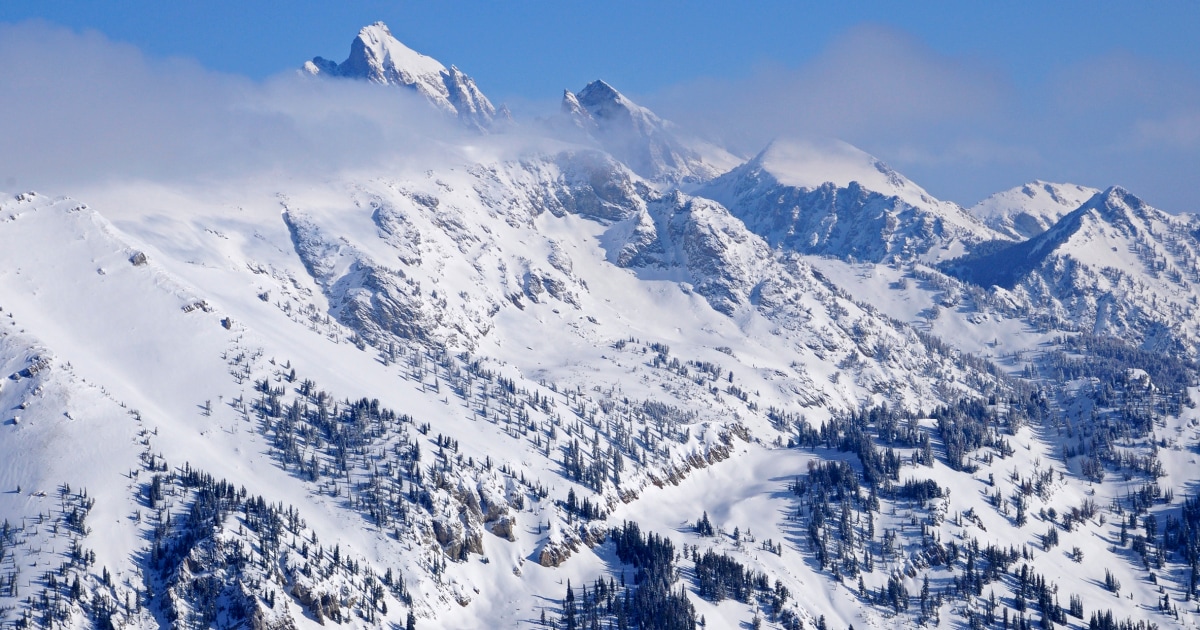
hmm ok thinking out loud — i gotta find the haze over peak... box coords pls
[697,138,996,264]
[560,79,734,183]
[750,139,938,208]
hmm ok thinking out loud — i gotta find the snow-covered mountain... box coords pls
[0,142,1005,628]
[3,22,1200,630]
[698,139,1001,263]
[970,180,1101,240]
[561,80,736,184]
[304,21,496,129]
[946,186,1200,352]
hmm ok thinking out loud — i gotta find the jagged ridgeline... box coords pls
[3,19,1200,630]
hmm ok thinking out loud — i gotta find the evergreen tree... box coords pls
[564,580,578,630]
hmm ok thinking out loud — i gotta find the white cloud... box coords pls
[0,21,468,194]
[1134,112,1200,150]
[1,20,1196,214]
[647,25,1008,154]
[645,25,1200,212]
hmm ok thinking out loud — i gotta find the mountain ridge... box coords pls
[944,185,1200,352]
[697,138,1000,264]
[969,180,1101,240]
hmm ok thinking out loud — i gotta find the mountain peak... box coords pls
[1100,184,1135,205]
[562,79,720,183]
[1076,185,1153,234]
[747,139,942,211]
[946,183,1170,289]
[573,80,663,138]
[1075,185,1144,219]
[560,89,588,117]
[359,20,391,38]
[969,180,1100,240]
[576,80,623,104]
[304,22,496,129]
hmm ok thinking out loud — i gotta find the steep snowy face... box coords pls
[270,147,967,401]
[562,80,726,184]
[948,187,1172,289]
[304,21,496,129]
[0,150,1014,622]
[574,81,664,139]
[698,139,1000,264]
[947,186,1200,352]
[7,150,1198,630]
[969,181,1100,240]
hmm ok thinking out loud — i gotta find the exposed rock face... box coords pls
[249,602,298,630]
[491,516,516,542]
[432,514,484,559]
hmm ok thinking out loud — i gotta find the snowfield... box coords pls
[0,22,1198,630]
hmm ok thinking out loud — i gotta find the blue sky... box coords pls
[1,1,1198,210]
[2,1,1195,99]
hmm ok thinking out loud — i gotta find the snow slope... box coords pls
[947,186,1200,354]
[0,136,1008,628]
[2,163,1195,630]
[970,181,1101,240]
[698,139,1002,264]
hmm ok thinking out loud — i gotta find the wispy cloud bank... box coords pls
[651,26,1007,150]
[646,25,1200,212]
[2,20,1197,213]
[0,21,468,193]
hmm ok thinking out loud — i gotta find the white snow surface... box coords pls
[4,128,1199,628]
[755,139,944,211]
[697,139,999,264]
[970,180,1101,240]
[3,27,1200,630]
[0,139,998,627]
